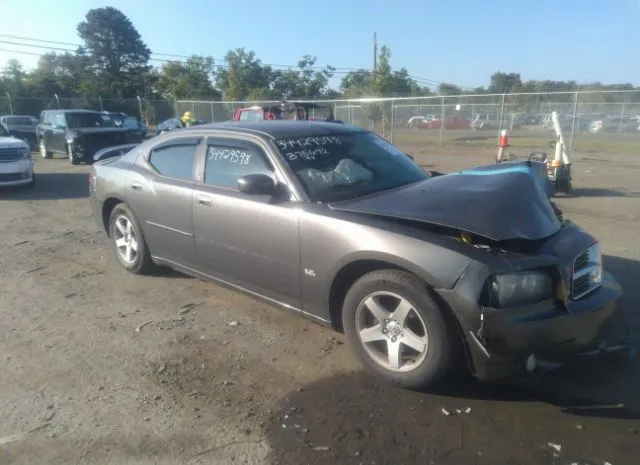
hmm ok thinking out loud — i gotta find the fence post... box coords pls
[569,91,578,150]
[210,102,215,122]
[99,96,104,111]
[6,92,13,114]
[439,96,445,147]
[618,102,626,134]
[390,99,395,144]
[497,93,505,139]
[54,94,60,109]
[174,98,178,118]
[136,96,143,119]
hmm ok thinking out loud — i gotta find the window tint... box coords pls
[204,143,273,189]
[148,143,197,181]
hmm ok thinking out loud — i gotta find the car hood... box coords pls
[330,161,560,242]
[5,125,37,133]
[72,128,131,136]
[0,136,29,149]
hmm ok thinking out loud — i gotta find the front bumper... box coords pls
[0,159,34,187]
[441,272,634,382]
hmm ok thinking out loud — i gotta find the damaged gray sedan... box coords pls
[89,121,632,389]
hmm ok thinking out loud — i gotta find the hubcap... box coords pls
[113,215,138,264]
[356,291,429,373]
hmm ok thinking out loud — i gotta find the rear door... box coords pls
[125,135,203,267]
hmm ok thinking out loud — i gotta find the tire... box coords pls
[67,144,79,165]
[342,269,453,390]
[39,139,52,159]
[108,203,154,274]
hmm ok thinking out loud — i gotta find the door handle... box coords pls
[129,182,143,191]
[197,196,212,207]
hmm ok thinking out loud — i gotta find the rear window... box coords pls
[6,116,36,126]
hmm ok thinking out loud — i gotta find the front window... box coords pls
[275,131,427,203]
[65,112,116,129]
[6,116,36,126]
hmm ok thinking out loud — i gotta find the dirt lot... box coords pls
[1,145,639,465]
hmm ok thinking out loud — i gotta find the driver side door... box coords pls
[192,136,302,308]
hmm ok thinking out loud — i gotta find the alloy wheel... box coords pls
[113,215,139,265]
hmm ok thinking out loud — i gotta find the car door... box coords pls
[50,112,68,153]
[125,135,202,268]
[192,135,301,308]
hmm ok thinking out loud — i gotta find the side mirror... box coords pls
[237,173,279,196]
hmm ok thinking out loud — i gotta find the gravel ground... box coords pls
[0,147,638,465]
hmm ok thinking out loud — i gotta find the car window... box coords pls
[148,143,197,181]
[54,113,66,127]
[204,143,274,189]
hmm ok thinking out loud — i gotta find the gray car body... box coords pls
[90,121,629,381]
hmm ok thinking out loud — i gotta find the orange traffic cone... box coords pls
[497,129,509,162]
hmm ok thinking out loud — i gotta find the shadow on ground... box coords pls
[568,187,640,198]
[0,172,89,200]
[266,255,640,465]
[266,358,640,465]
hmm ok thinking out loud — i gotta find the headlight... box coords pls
[484,270,554,308]
[20,146,32,160]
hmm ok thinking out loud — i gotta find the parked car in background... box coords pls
[590,116,639,134]
[122,115,148,139]
[0,114,38,150]
[0,123,35,188]
[443,115,471,130]
[36,109,145,165]
[156,117,205,135]
[89,120,631,390]
[407,115,439,129]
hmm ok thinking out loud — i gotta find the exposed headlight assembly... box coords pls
[484,270,554,309]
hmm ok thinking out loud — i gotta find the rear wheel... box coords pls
[342,270,454,390]
[67,144,79,165]
[108,203,154,274]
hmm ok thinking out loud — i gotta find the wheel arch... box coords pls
[102,197,126,237]
[327,254,472,374]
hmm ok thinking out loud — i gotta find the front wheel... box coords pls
[67,145,79,165]
[39,139,52,159]
[108,203,154,274]
[342,270,454,390]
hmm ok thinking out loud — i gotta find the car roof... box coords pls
[43,109,102,114]
[188,120,364,139]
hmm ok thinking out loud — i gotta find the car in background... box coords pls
[0,114,38,150]
[122,115,148,139]
[156,117,205,135]
[0,123,35,188]
[93,143,139,163]
[89,120,631,391]
[590,116,639,134]
[234,101,342,123]
[407,115,439,129]
[36,109,145,165]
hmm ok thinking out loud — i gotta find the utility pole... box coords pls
[373,32,377,82]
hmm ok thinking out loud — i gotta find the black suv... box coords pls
[36,109,145,164]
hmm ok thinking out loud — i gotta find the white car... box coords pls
[0,125,35,188]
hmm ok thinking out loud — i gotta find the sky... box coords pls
[1,0,638,91]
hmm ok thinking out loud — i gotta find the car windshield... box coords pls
[6,116,36,126]
[275,131,427,203]
[66,112,116,129]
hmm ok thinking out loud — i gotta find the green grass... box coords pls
[392,132,640,155]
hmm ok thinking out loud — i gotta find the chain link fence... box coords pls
[2,90,639,153]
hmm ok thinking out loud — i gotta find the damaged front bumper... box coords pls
[440,272,635,382]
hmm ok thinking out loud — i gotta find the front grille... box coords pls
[0,172,25,182]
[571,243,602,300]
[0,148,24,163]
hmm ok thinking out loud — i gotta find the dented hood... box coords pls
[330,161,561,242]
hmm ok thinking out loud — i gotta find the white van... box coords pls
[0,124,35,188]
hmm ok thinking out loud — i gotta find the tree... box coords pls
[1,59,26,95]
[271,55,335,99]
[215,48,274,100]
[77,7,152,98]
[488,72,522,94]
[156,56,220,100]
